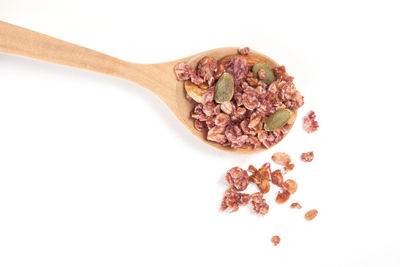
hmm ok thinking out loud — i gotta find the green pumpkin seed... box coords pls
[214,72,234,103]
[264,109,291,131]
[252,62,275,85]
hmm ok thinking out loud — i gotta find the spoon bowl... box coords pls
[0,21,296,154]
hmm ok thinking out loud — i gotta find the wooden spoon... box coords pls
[0,21,296,154]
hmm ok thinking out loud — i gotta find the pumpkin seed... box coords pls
[214,72,234,103]
[252,62,275,85]
[184,80,208,103]
[264,109,291,131]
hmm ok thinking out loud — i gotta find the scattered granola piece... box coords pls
[304,111,319,133]
[272,152,291,166]
[250,192,269,215]
[301,152,314,162]
[271,235,281,246]
[249,168,271,194]
[282,179,298,194]
[284,163,295,171]
[290,202,302,209]
[225,167,249,191]
[276,190,290,204]
[305,209,318,221]
[271,169,284,186]
[220,188,250,212]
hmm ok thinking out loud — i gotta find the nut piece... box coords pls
[184,80,208,103]
[276,190,290,204]
[282,179,298,194]
[305,209,318,221]
[272,152,291,166]
[271,235,281,246]
[290,202,302,209]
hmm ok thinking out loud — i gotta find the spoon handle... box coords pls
[0,20,143,80]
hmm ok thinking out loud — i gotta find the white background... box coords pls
[0,0,399,266]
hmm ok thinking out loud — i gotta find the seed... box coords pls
[214,72,234,103]
[184,80,208,103]
[264,109,291,131]
[252,62,275,85]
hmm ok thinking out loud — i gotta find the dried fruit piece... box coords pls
[282,179,298,194]
[264,109,291,131]
[271,169,284,186]
[214,73,234,103]
[305,209,318,221]
[290,202,302,209]
[301,152,314,162]
[252,62,275,85]
[276,190,290,204]
[225,167,249,191]
[250,192,269,215]
[184,80,208,103]
[271,235,280,246]
[220,188,250,212]
[272,152,291,166]
[249,168,270,194]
